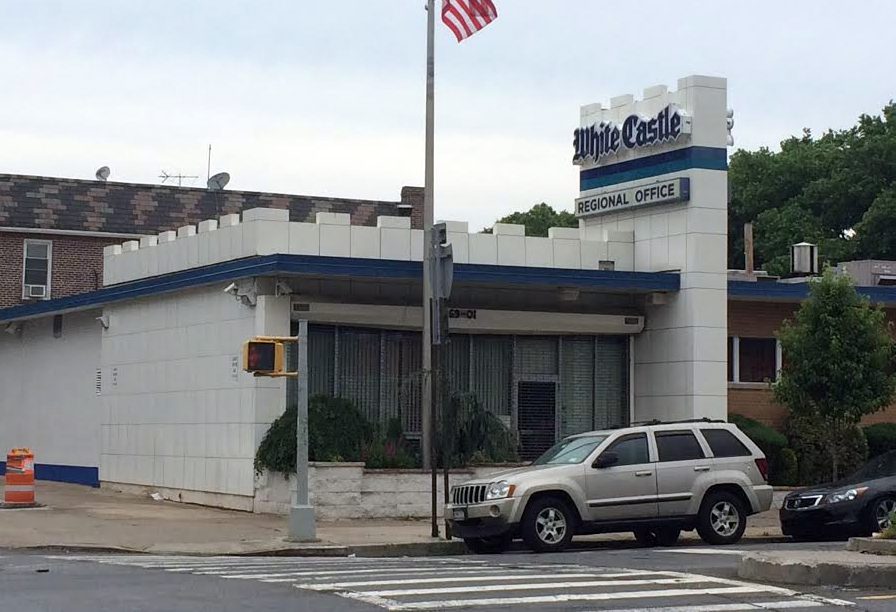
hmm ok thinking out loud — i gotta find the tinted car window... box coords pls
[847,451,896,483]
[601,434,649,466]
[702,429,751,458]
[656,431,705,462]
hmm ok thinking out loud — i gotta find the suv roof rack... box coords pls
[631,417,727,426]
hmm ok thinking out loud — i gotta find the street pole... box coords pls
[423,0,437,538]
[288,319,316,541]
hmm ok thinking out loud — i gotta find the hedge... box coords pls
[728,414,794,486]
[863,423,896,459]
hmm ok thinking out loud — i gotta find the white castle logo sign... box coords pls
[573,104,692,166]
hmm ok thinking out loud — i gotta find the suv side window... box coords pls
[701,429,751,458]
[655,431,705,462]
[600,433,649,466]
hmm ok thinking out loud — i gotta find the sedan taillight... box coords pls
[755,458,769,482]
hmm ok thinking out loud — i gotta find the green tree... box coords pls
[773,268,896,480]
[485,202,577,236]
[728,103,896,272]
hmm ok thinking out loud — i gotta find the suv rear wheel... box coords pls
[521,496,575,553]
[697,491,747,545]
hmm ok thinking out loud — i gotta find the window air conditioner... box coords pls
[25,284,47,298]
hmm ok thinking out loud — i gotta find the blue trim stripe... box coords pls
[0,254,681,323]
[728,280,896,304]
[580,146,728,190]
[0,462,99,487]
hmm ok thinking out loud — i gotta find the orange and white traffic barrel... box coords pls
[4,448,35,505]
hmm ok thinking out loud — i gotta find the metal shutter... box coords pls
[560,336,595,437]
[594,336,629,429]
[471,335,512,417]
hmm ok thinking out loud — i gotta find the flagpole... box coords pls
[422,0,437,535]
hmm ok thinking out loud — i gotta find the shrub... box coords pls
[785,414,868,485]
[438,394,519,467]
[729,414,791,485]
[777,448,799,487]
[864,423,896,459]
[883,511,896,540]
[255,396,374,474]
[363,417,419,469]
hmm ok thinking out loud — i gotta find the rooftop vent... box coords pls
[791,242,818,275]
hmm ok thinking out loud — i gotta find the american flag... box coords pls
[441,0,498,42]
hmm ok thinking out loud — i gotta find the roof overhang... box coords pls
[728,279,896,305]
[0,254,681,324]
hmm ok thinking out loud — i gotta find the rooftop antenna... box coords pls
[207,171,230,191]
[207,144,212,182]
[95,166,111,182]
[159,170,199,187]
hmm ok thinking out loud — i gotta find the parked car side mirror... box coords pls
[593,452,618,469]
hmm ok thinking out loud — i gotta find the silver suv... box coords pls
[446,419,773,554]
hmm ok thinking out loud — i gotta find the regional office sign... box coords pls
[575,178,690,218]
[573,104,691,166]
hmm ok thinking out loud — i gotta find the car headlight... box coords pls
[825,487,869,504]
[485,480,516,500]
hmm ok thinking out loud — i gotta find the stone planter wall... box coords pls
[253,463,518,519]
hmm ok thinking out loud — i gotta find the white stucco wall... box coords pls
[99,285,281,510]
[254,464,516,519]
[0,310,102,475]
[577,75,729,421]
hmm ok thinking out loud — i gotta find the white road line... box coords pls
[298,571,671,590]
[260,568,516,582]
[658,571,855,607]
[580,602,826,612]
[220,566,494,580]
[658,549,746,556]
[366,577,702,597]
[167,560,462,573]
[375,586,770,610]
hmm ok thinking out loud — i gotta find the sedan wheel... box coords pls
[871,497,896,533]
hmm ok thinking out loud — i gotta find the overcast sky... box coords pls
[2,1,895,230]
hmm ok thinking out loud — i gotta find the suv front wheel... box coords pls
[697,490,747,545]
[521,496,575,553]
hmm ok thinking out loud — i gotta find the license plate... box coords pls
[452,508,467,521]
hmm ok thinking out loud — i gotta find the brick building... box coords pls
[0,173,423,308]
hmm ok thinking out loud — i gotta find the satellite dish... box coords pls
[95,166,111,182]
[207,172,230,191]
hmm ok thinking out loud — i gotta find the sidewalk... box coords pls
[0,481,784,556]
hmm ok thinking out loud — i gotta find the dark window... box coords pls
[702,429,751,458]
[739,337,776,382]
[655,431,705,462]
[52,315,63,338]
[727,337,735,382]
[602,433,649,466]
[23,240,51,293]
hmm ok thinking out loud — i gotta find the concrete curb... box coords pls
[846,537,896,556]
[10,534,786,558]
[738,552,896,588]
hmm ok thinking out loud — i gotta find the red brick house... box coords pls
[0,173,423,308]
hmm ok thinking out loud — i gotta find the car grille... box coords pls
[452,484,487,505]
[784,495,823,510]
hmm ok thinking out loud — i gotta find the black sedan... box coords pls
[781,450,896,539]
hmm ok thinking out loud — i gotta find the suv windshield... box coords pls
[847,451,896,483]
[533,435,607,465]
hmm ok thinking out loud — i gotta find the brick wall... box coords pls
[727,299,896,428]
[401,186,424,230]
[0,232,119,308]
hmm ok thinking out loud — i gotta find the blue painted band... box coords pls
[0,254,681,323]
[729,280,896,304]
[580,146,728,190]
[0,461,99,487]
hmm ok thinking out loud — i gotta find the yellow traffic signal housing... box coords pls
[242,339,285,375]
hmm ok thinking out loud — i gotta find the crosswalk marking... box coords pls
[48,555,854,611]
[657,548,746,556]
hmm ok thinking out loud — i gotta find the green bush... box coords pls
[863,423,896,459]
[785,414,868,485]
[363,417,419,469]
[777,447,799,487]
[883,511,896,540]
[729,414,791,485]
[438,394,519,467]
[255,396,374,474]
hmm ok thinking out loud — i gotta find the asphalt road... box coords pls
[1,542,894,612]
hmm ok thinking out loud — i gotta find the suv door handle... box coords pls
[635,471,653,477]
[694,466,711,472]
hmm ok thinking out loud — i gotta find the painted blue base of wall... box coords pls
[0,461,99,487]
